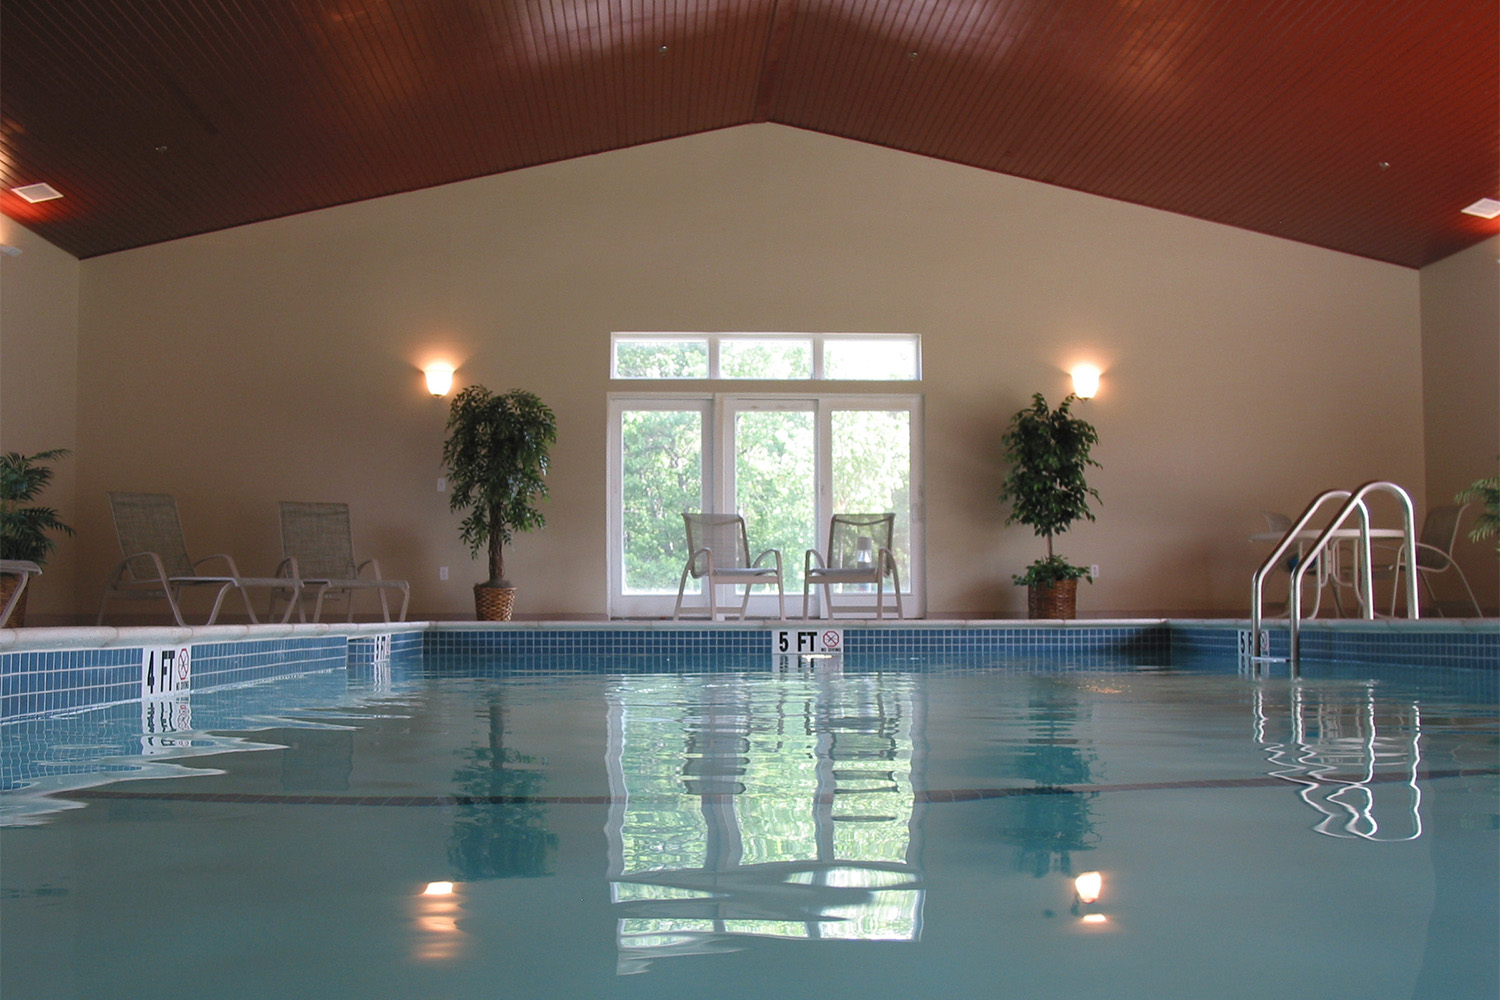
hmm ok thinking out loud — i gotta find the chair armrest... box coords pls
[751,549,783,573]
[1406,541,1454,571]
[878,547,899,577]
[355,558,383,580]
[194,553,242,576]
[805,550,827,573]
[275,557,300,579]
[688,546,714,577]
[116,551,171,585]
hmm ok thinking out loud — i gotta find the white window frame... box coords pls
[607,392,925,619]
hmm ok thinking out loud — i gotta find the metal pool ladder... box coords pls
[1249,481,1419,668]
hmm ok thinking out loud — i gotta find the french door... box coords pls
[608,394,923,618]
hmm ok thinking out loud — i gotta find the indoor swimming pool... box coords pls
[1,635,1496,1000]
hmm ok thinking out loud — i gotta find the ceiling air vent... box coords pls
[1461,198,1500,219]
[11,182,64,203]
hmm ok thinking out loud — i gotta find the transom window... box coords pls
[612,333,921,381]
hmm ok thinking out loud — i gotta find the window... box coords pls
[612,333,920,381]
[607,393,923,618]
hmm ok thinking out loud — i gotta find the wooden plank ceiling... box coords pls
[2,0,1496,266]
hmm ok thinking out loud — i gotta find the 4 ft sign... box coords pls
[141,646,191,698]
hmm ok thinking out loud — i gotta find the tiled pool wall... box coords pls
[1,621,1495,722]
[423,624,1177,672]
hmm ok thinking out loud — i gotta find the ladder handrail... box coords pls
[1250,482,1419,664]
[1251,489,1351,650]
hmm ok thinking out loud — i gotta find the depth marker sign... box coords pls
[141,646,191,699]
[773,629,842,655]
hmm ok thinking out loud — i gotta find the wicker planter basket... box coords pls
[1027,579,1078,620]
[0,574,27,628]
[474,584,516,621]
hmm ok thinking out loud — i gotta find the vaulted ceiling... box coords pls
[2,0,1496,266]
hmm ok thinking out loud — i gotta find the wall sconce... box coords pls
[1071,364,1101,399]
[424,365,455,397]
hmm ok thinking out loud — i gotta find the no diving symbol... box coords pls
[821,630,841,651]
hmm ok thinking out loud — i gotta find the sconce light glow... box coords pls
[1071,365,1101,400]
[1074,871,1103,904]
[424,365,455,397]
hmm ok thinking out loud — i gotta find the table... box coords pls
[1250,527,1408,617]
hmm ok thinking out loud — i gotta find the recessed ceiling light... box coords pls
[11,182,63,203]
[1461,197,1500,219]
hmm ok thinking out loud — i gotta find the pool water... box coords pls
[2,657,1496,999]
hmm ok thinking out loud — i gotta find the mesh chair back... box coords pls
[827,513,895,571]
[1261,511,1293,533]
[107,492,197,577]
[279,502,359,579]
[1417,505,1465,569]
[683,513,751,575]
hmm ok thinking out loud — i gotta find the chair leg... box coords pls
[803,581,812,620]
[775,578,784,621]
[1452,564,1483,617]
[673,564,693,620]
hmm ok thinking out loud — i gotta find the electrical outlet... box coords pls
[437,476,447,493]
[1089,564,1100,579]
[439,566,449,581]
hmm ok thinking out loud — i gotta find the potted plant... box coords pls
[1,449,76,627]
[1457,472,1499,552]
[999,393,1101,619]
[442,386,557,620]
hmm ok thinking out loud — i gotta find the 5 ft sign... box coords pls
[141,646,191,699]
[773,629,842,655]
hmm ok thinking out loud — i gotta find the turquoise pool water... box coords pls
[2,654,1496,999]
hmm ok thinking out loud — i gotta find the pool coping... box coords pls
[2,615,1494,653]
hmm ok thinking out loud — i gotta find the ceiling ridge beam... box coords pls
[753,0,798,122]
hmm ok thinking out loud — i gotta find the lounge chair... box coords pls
[803,513,904,619]
[98,491,299,625]
[0,560,41,628]
[672,513,784,620]
[274,501,409,622]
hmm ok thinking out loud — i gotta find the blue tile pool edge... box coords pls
[2,619,1495,722]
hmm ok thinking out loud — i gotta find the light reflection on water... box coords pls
[605,672,925,971]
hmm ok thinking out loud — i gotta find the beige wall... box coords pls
[0,219,81,622]
[19,125,1445,619]
[1420,235,1500,612]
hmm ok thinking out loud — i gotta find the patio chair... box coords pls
[803,513,903,619]
[1376,504,1482,617]
[98,491,299,626]
[274,501,409,622]
[672,513,785,620]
